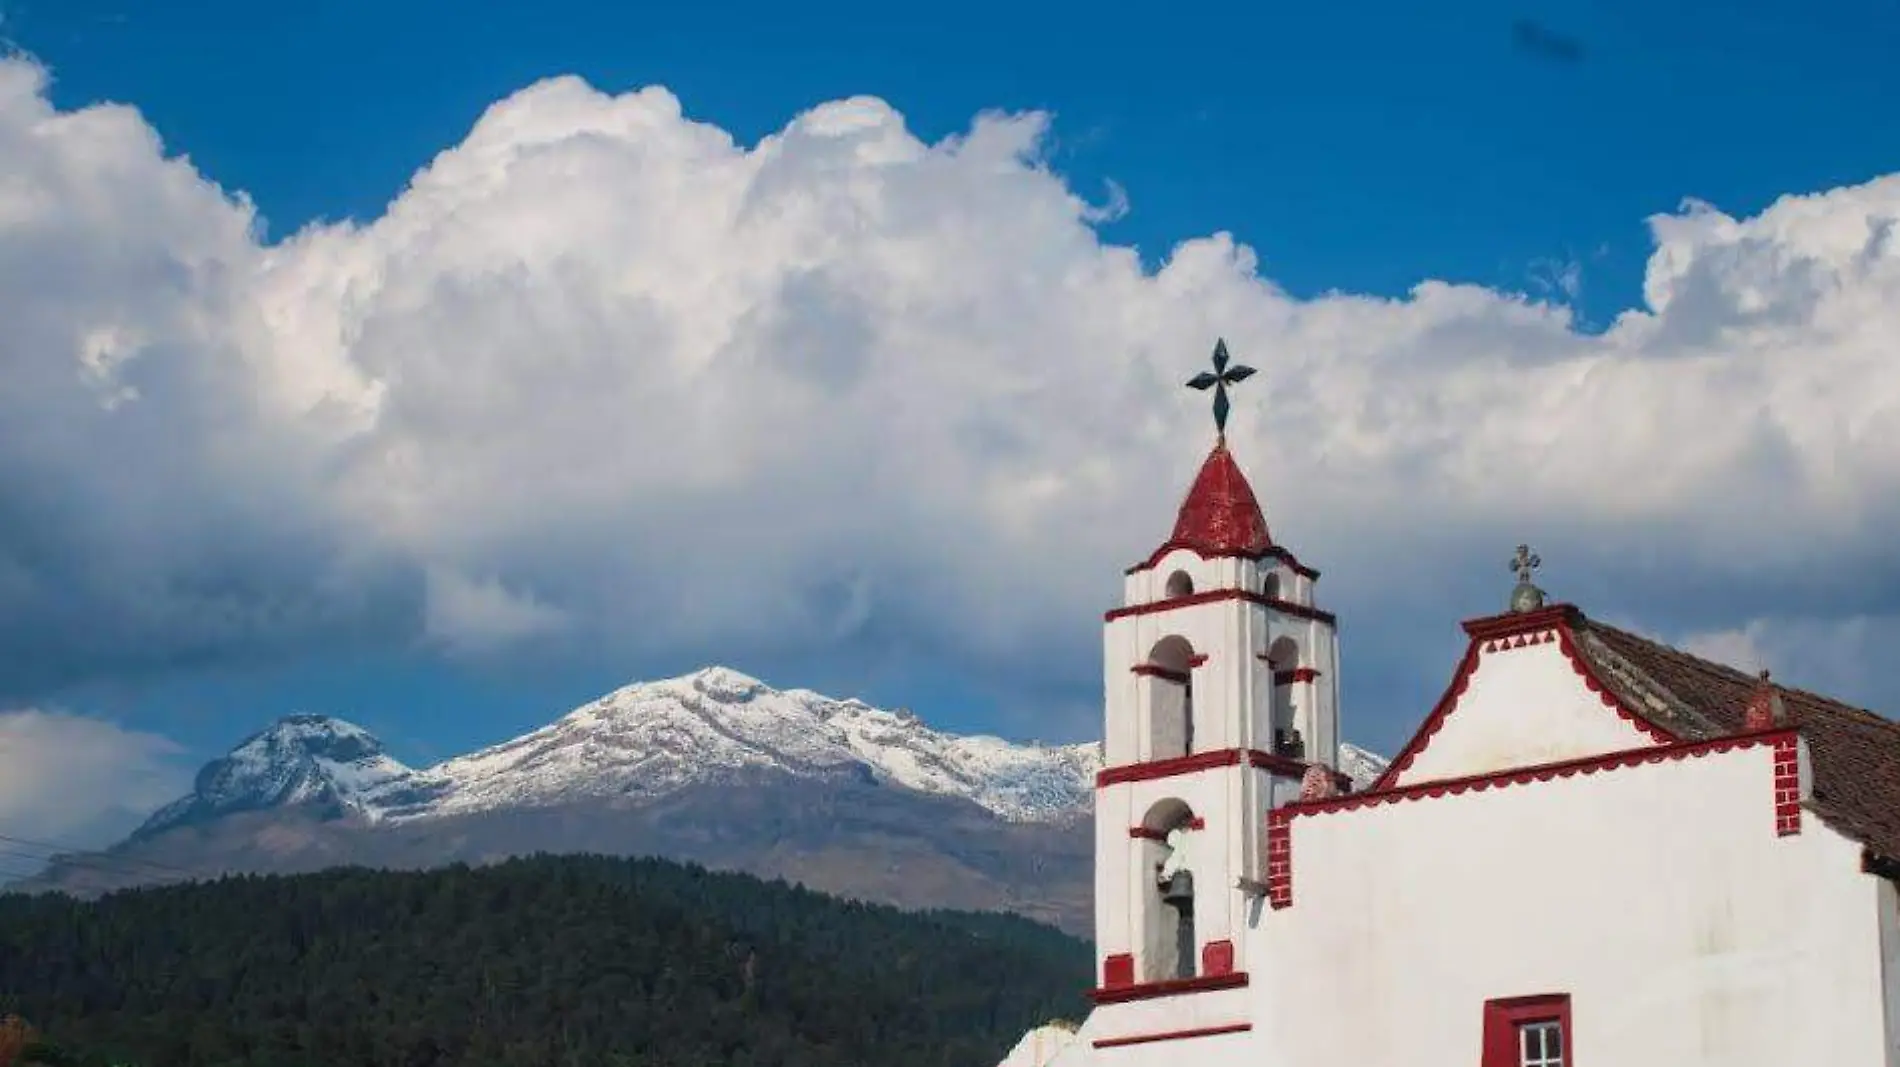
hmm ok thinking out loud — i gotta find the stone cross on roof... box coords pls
[1185,338,1256,440]
[1509,543,1547,613]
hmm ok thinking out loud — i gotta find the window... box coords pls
[1518,1020,1564,1067]
[1165,570,1195,598]
[1482,995,1570,1067]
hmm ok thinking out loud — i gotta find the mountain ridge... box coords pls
[16,666,1389,933]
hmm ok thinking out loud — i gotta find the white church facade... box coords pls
[1002,345,1900,1067]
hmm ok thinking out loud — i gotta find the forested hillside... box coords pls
[0,854,1090,1067]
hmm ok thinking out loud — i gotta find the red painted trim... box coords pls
[1101,954,1135,988]
[1130,664,1189,683]
[1126,540,1318,580]
[1270,666,1321,685]
[1370,613,1675,791]
[1367,637,1482,791]
[1129,816,1204,839]
[1773,734,1802,836]
[1200,939,1235,976]
[1105,588,1337,626]
[1188,652,1209,667]
[1462,604,1582,639]
[1096,747,1315,787]
[1555,624,1681,745]
[1482,993,1570,1067]
[1265,809,1292,909]
[1296,729,1799,819]
[1087,971,1249,1004]
[1092,1023,1252,1049]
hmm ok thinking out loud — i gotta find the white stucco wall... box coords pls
[1258,739,1891,1066]
[1050,985,1253,1067]
[1393,632,1659,786]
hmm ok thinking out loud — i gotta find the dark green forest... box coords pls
[0,854,1090,1067]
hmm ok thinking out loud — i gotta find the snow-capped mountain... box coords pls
[29,667,1390,931]
[377,666,1104,825]
[137,665,1391,840]
[1338,740,1391,788]
[134,714,416,839]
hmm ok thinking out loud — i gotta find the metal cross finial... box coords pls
[1185,338,1256,439]
[1508,544,1546,613]
[1510,544,1541,585]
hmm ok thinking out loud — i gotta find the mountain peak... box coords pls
[133,714,415,839]
[135,674,1389,838]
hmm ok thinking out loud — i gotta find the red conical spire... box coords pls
[1169,439,1273,556]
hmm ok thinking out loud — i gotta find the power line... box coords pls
[0,831,202,877]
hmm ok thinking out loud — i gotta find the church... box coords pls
[1000,343,1900,1067]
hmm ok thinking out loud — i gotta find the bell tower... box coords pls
[1092,340,1344,994]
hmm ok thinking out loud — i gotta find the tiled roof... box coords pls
[1169,441,1273,556]
[1575,618,1900,864]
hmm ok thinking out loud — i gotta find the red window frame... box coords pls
[1482,993,1571,1067]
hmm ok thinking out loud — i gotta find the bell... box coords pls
[1160,870,1195,908]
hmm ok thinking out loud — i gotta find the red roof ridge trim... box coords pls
[1370,611,1673,791]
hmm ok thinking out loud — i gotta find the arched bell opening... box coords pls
[1141,636,1196,760]
[1164,569,1196,599]
[1138,798,1198,982]
[1266,635,1304,760]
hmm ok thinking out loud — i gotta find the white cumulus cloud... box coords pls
[1,55,1897,742]
[0,709,191,853]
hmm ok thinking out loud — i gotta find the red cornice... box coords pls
[1097,747,1317,787]
[1087,971,1249,1005]
[1092,1023,1252,1049]
[1105,588,1337,626]
[1130,664,1189,683]
[1269,666,1321,685]
[1295,728,1797,819]
[1125,540,1320,580]
[1461,603,1582,640]
[1370,612,1674,791]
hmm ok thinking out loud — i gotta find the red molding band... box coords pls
[1270,666,1321,685]
[1088,971,1249,1005]
[1092,1023,1253,1049]
[1266,730,1800,911]
[1129,816,1205,839]
[1105,588,1337,626]
[1302,729,1796,819]
[1125,539,1319,579]
[1097,747,1317,787]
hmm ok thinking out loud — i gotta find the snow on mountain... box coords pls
[381,666,1100,824]
[139,667,1392,834]
[1338,741,1391,789]
[135,714,416,838]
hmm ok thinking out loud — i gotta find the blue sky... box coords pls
[2,0,1898,845]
